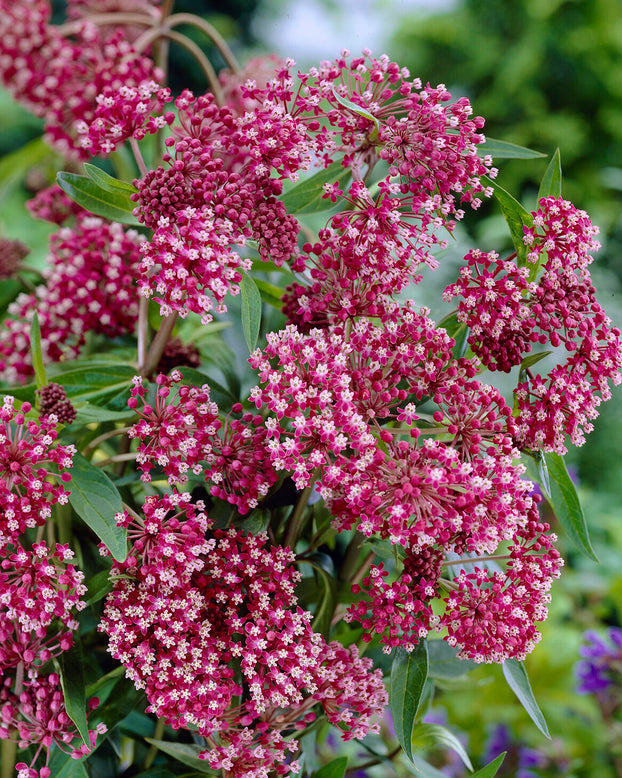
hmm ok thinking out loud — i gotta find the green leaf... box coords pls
[517,350,552,382]
[390,641,429,762]
[471,753,506,778]
[411,722,473,770]
[58,640,90,746]
[47,748,91,778]
[544,452,597,561]
[85,568,113,606]
[67,452,127,562]
[240,270,262,353]
[502,659,550,738]
[537,148,562,201]
[311,757,348,778]
[57,171,140,225]
[30,311,47,391]
[254,277,285,309]
[280,160,351,214]
[478,138,546,159]
[0,136,51,204]
[408,756,453,777]
[84,163,138,194]
[71,400,136,426]
[299,556,337,637]
[144,739,217,774]
[332,89,381,138]
[427,639,476,680]
[54,363,136,406]
[483,176,533,266]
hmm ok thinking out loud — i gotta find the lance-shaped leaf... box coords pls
[311,757,348,778]
[67,452,127,562]
[483,176,533,266]
[411,722,473,770]
[477,138,546,159]
[544,452,597,561]
[58,639,90,746]
[390,641,429,762]
[30,311,47,391]
[57,171,140,225]
[502,659,550,738]
[280,160,351,214]
[517,350,552,383]
[144,739,217,774]
[0,136,51,204]
[240,270,262,353]
[537,148,562,201]
[471,753,506,777]
[332,90,381,139]
[84,163,138,194]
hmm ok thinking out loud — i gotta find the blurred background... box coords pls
[3,0,622,775]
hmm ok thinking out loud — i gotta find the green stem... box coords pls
[56,500,72,547]
[81,426,133,457]
[165,13,241,73]
[442,553,512,567]
[338,530,366,583]
[142,311,178,378]
[283,472,319,550]
[1,738,16,778]
[142,717,166,770]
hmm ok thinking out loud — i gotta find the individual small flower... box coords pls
[77,80,174,154]
[37,383,77,425]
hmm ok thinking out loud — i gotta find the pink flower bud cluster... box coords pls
[0,0,163,158]
[0,215,143,383]
[2,673,105,778]
[100,494,387,777]
[444,197,622,453]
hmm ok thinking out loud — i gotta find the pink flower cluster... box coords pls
[0,0,163,158]
[77,79,174,155]
[0,398,74,550]
[128,371,278,514]
[0,214,143,383]
[100,493,387,777]
[246,299,564,659]
[0,399,103,776]
[445,197,622,453]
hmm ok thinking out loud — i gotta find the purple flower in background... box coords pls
[484,724,547,778]
[576,627,622,708]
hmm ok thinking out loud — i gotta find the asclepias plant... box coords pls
[0,2,619,777]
